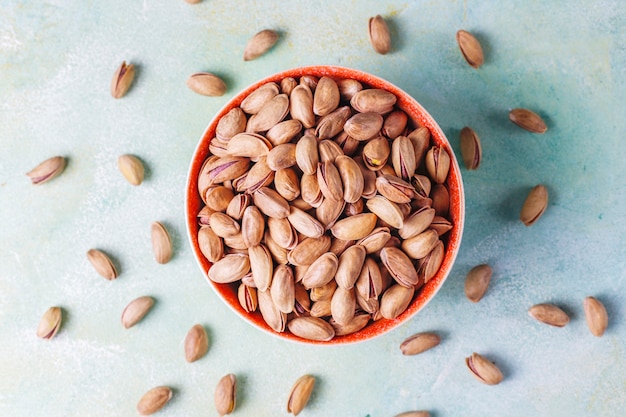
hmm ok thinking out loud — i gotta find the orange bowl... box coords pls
[186,66,464,344]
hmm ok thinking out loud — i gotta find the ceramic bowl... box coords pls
[186,65,464,344]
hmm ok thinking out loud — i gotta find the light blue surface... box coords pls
[1,1,625,416]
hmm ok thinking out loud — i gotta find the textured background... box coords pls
[1,1,625,416]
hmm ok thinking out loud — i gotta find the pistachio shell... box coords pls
[382,110,408,139]
[401,229,439,260]
[430,215,453,236]
[399,207,436,239]
[36,306,62,339]
[184,324,209,362]
[26,156,66,185]
[137,386,173,416]
[287,316,335,341]
[121,296,154,329]
[380,284,414,319]
[417,240,444,282]
[350,89,397,114]
[266,143,297,171]
[337,78,363,101]
[528,303,570,327]
[362,136,390,170]
[315,196,345,229]
[214,374,237,416]
[240,156,274,193]
[465,352,504,385]
[431,184,450,217]
[265,230,289,265]
[520,184,548,226]
[335,244,367,289]
[287,236,331,266]
[356,257,383,300]
[330,286,356,326]
[356,227,392,254]
[335,155,364,203]
[204,185,235,212]
[295,134,319,176]
[151,222,172,264]
[258,289,286,332]
[330,312,370,336]
[287,206,325,238]
[246,94,289,132]
[375,174,414,204]
[266,119,303,146]
[318,139,345,163]
[366,196,404,229]
[267,217,298,249]
[464,264,492,303]
[111,61,135,99]
[209,212,241,238]
[380,247,419,287]
[87,249,118,280]
[271,264,295,313]
[509,108,548,133]
[244,29,279,61]
[330,213,377,241]
[344,112,384,141]
[391,136,417,180]
[316,106,352,139]
[408,127,431,163]
[317,161,343,201]
[199,156,250,186]
[118,154,144,186]
[368,15,392,54]
[400,332,441,355]
[275,168,300,201]
[313,76,340,116]
[456,30,484,68]
[310,280,337,302]
[187,72,227,96]
[226,132,272,159]
[252,187,290,219]
[300,173,323,208]
[301,252,339,289]
[287,375,316,416]
[280,77,298,95]
[300,75,318,91]
[198,226,224,262]
[216,107,247,141]
[240,82,279,114]
[242,206,265,248]
[310,299,332,318]
[459,126,482,170]
[237,283,258,312]
[583,296,609,337]
[208,254,250,283]
[248,244,273,291]
[425,146,451,184]
[290,84,316,128]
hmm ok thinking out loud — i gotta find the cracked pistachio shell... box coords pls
[270,264,295,314]
[208,254,250,283]
[310,280,337,302]
[408,127,431,163]
[313,76,340,116]
[226,193,251,220]
[137,386,172,416]
[584,296,608,337]
[187,72,226,96]
[248,244,273,291]
[528,303,570,327]
[395,412,431,417]
[295,134,319,176]
[287,236,331,266]
[430,215,453,236]
[301,252,339,289]
[242,206,265,248]
[391,136,417,181]
[226,132,272,160]
[509,108,548,133]
[380,247,419,288]
[459,126,482,170]
[275,168,300,201]
[465,352,504,385]
[368,15,391,54]
[151,222,172,264]
[258,289,286,332]
[266,119,303,146]
[290,85,316,128]
[199,155,250,187]
[350,88,396,114]
[330,312,370,336]
[330,286,356,325]
[265,230,289,265]
[300,173,323,207]
[335,155,364,203]
[287,375,316,416]
[309,299,330,317]
[366,196,404,229]
[111,61,135,98]
[399,207,436,240]
[237,283,258,312]
[520,184,548,226]
[464,264,492,303]
[344,112,384,141]
[356,227,392,254]
[214,374,237,416]
[316,106,352,139]
[240,82,279,114]
[288,206,324,238]
[317,161,343,201]
[198,226,224,263]
[335,244,367,289]
[417,240,444,283]
[401,229,439,260]
[266,143,297,171]
[121,296,154,329]
[356,257,383,299]
[362,136,390,170]
[26,156,66,185]
[318,139,344,163]
[288,316,335,341]
[184,324,209,363]
[240,156,273,193]
[400,332,441,355]
[244,29,279,61]
[118,154,144,186]
[267,217,298,250]
[300,75,318,91]
[328,237,354,257]
[456,30,484,68]
[87,249,118,280]
[316,196,345,230]
[380,284,414,319]
[216,107,247,141]
[330,213,377,241]
[246,94,289,133]
[37,306,62,339]
[376,174,415,204]
[425,146,451,184]
[252,187,290,219]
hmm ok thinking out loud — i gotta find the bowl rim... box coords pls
[185,65,465,345]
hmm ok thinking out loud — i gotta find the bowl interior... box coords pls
[186,65,464,345]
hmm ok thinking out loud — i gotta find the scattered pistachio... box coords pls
[136,386,172,416]
[151,222,173,264]
[121,296,154,329]
[520,184,548,226]
[184,324,209,362]
[26,156,66,185]
[509,108,548,133]
[459,126,482,170]
[465,352,504,385]
[528,303,570,327]
[244,29,279,61]
[456,30,484,68]
[118,154,145,186]
[111,61,135,99]
[395,412,431,417]
[400,332,441,355]
[214,374,237,416]
[368,15,391,54]
[187,72,227,96]
[86,249,118,280]
[36,306,62,339]
[464,264,492,303]
[583,296,608,337]
[287,374,316,416]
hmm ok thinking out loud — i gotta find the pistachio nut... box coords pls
[36,306,62,339]
[199,155,250,186]
[391,136,417,180]
[330,213,377,241]
[198,226,224,263]
[240,82,279,114]
[110,61,135,98]
[246,94,289,132]
[344,112,384,141]
[290,84,316,128]
[330,312,370,336]
[269,264,295,314]
[257,289,286,332]
[237,283,258,312]
[425,146,451,184]
[208,253,250,283]
[226,132,272,160]
[380,284,414,319]
[316,161,343,201]
[368,14,392,54]
[267,217,298,249]
[242,206,265,248]
[310,299,332,317]
[509,108,548,133]
[214,374,237,416]
[310,280,337,302]
[337,78,363,101]
[151,222,172,264]
[344,199,364,217]
[287,375,316,416]
[204,185,235,212]
[456,30,484,68]
[400,332,441,355]
[265,230,289,265]
[464,264,492,303]
[137,386,173,416]
[520,184,548,226]
[382,110,408,139]
[266,143,297,170]
[121,296,154,329]
[366,196,404,229]
[223,232,247,250]
[216,107,247,141]
[356,257,383,300]
[26,156,66,185]
[266,119,303,146]
[287,316,335,341]
[300,75,318,91]
[335,244,367,289]
[583,296,608,337]
[287,236,331,266]
[362,136,390,170]
[316,106,352,139]
[335,131,360,156]
[335,155,364,203]
[244,29,279,61]
[431,184,450,217]
[184,324,209,363]
[417,240,444,283]
[407,127,431,163]
[118,154,144,186]
[295,134,319,176]
[329,237,354,257]
[275,168,301,201]
[301,252,339,288]
[280,77,298,96]
[375,174,415,204]
[209,212,240,238]
[399,207,436,239]
[350,88,396,114]
[187,72,227,96]
[430,215,453,236]
[252,186,290,218]
[315,196,345,229]
[86,248,118,280]
[411,174,432,199]
[380,247,419,287]
[354,156,377,198]
[209,137,230,157]
[239,156,274,193]
[248,244,273,291]
[330,286,356,325]
[394,412,431,417]
[465,352,504,385]
[313,76,340,116]
[528,303,570,327]
[318,139,344,163]
[300,173,324,208]
[459,126,482,170]
[356,290,380,314]
[287,206,325,238]
[356,227,391,254]
[401,229,439,260]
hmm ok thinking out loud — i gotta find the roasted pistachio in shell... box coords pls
[465,352,504,385]
[287,374,316,416]
[520,184,548,226]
